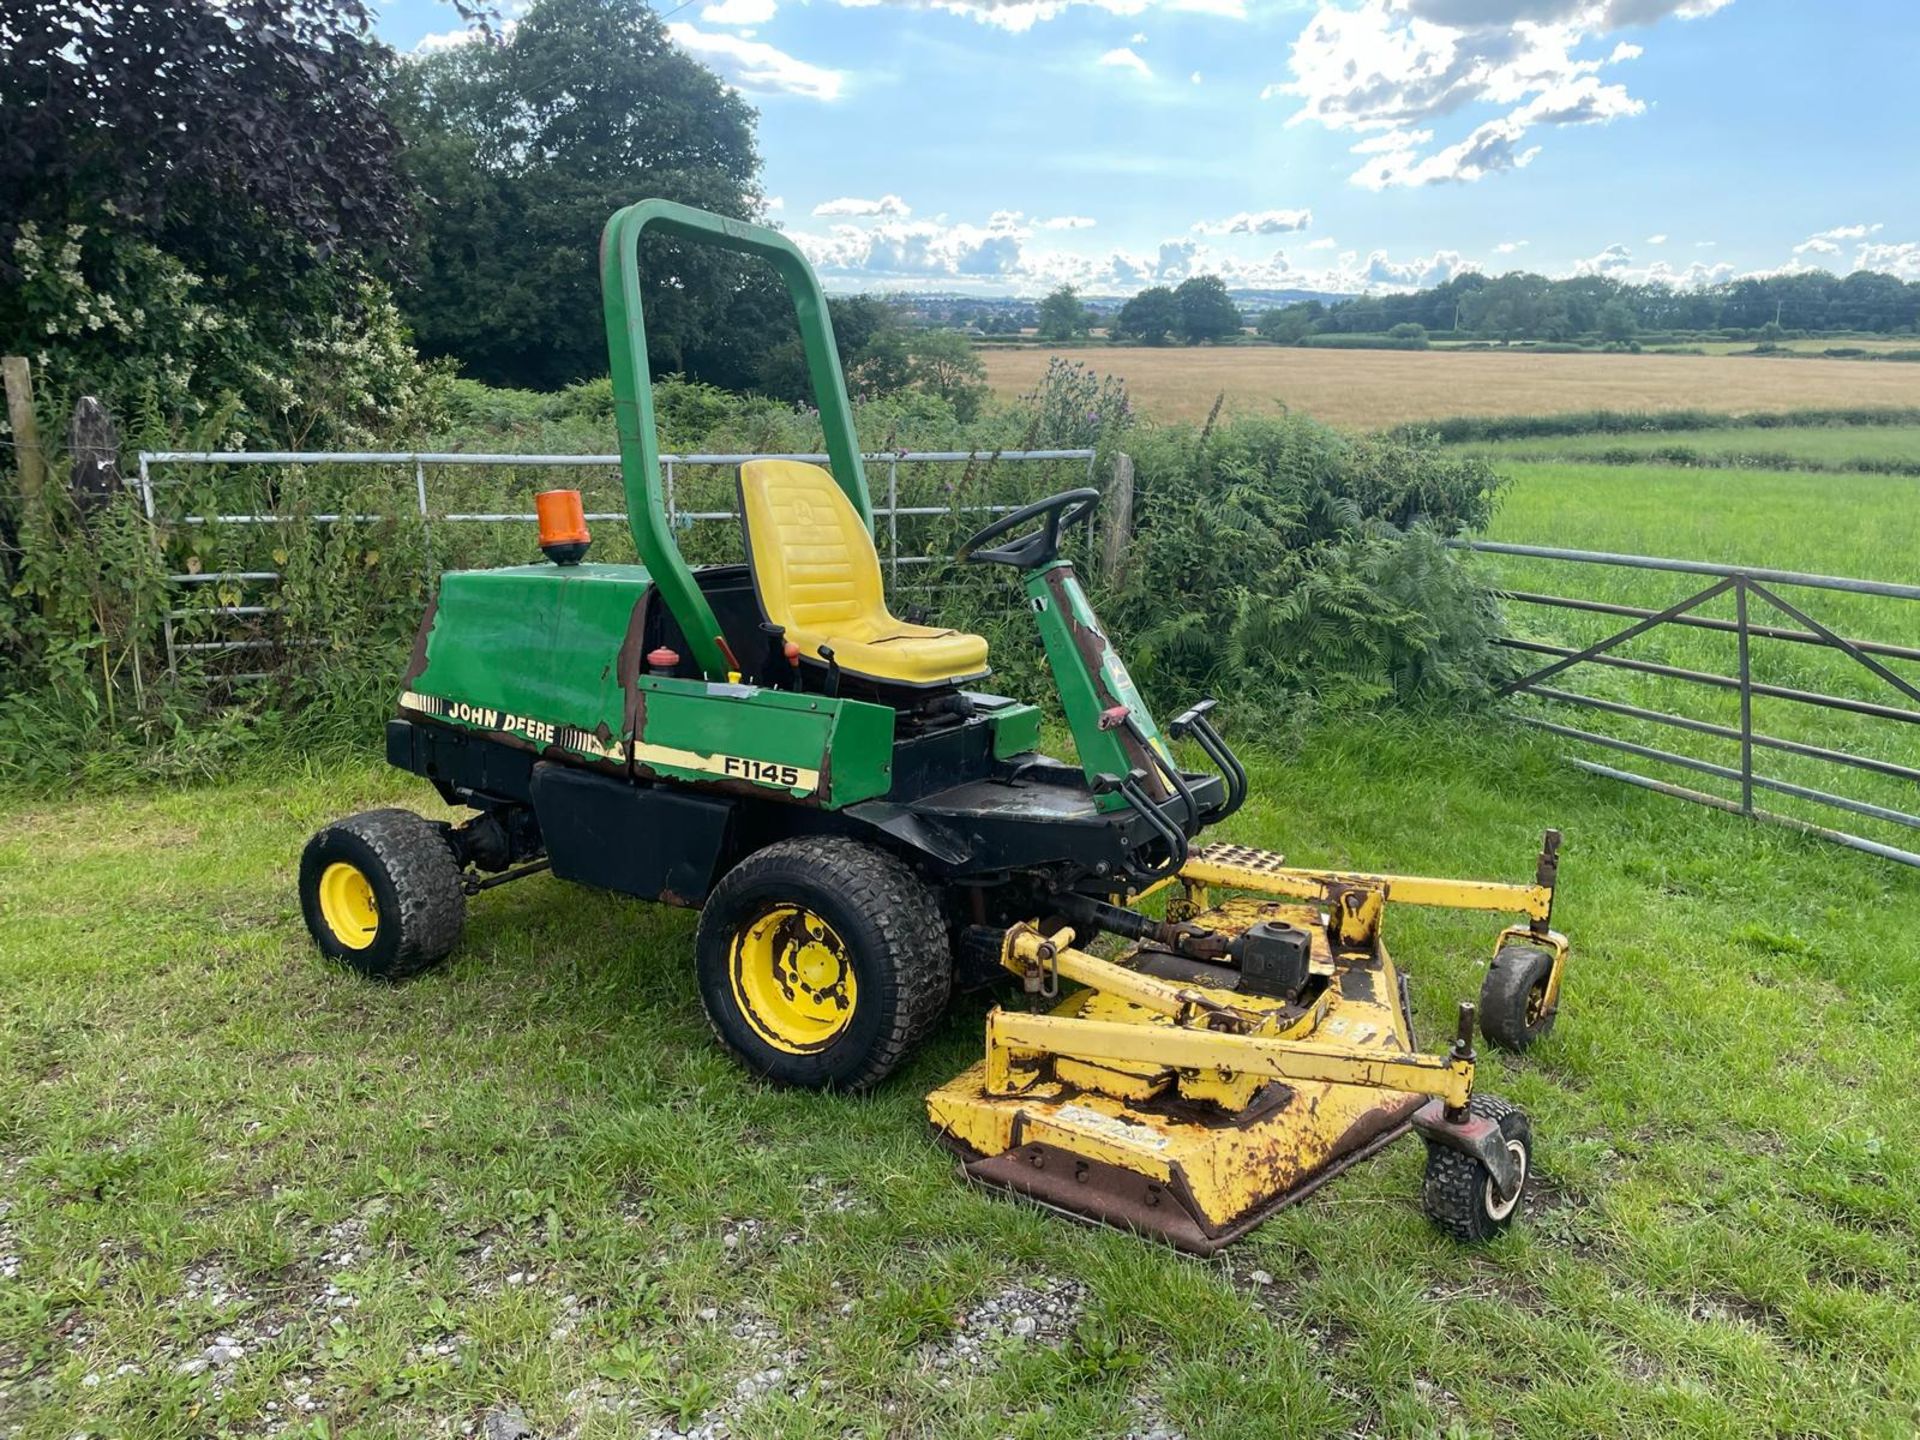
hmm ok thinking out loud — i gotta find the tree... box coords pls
[1174,275,1243,344]
[388,0,765,390]
[754,295,910,402]
[906,330,989,421]
[1113,287,1181,346]
[1598,299,1639,343]
[1,0,442,435]
[1257,302,1320,345]
[1036,285,1090,341]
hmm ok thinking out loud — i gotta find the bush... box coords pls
[1298,333,1430,351]
[1093,414,1508,720]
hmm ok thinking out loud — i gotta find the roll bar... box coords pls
[599,200,869,678]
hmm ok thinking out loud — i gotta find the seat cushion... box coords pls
[738,459,989,687]
[814,618,991,687]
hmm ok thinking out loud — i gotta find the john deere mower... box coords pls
[300,200,1571,1252]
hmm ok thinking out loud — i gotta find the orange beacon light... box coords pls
[535,489,591,566]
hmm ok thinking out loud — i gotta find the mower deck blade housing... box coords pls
[927,898,1424,1254]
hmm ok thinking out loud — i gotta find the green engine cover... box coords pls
[401,563,895,808]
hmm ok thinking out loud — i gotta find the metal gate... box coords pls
[1454,540,1920,869]
[136,447,1099,680]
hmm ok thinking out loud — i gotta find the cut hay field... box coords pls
[979,345,1920,428]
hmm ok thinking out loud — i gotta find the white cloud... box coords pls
[413,21,516,52]
[813,194,912,218]
[1361,248,1472,288]
[701,0,778,22]
[1131,29,1148,41]
[1794,222,1882,255]
[1857,242,1920,279]
[1191,70,1203,83]
[1494,239,1529,253]
[1277,0,1725,188]
[765,196,786,213]
[1646,233,1668,244]
[1351,114,1543,189]
[1098,46,1152,77]
[1037,215,1097,229]
[412,28,474,52]
[1574,242,1635,275]
[1608,41,1642,60]
[1192,208,1313,236]
[1306,236,1339,249]
[860,0,1247,33]
[667,24,844,100]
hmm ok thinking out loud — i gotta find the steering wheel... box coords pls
[955,487,1101,571]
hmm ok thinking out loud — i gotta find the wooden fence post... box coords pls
[3,355,49,522]
[1101,450,1134,580]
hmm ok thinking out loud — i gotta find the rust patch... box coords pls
[399,591,440,688]
[616,591,653,743]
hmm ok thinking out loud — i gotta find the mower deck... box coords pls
[929,892,1432,1254]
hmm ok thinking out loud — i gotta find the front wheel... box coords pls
[1421,1094,1532,1243]
[300,809,465,980]
[695,837,950,1091]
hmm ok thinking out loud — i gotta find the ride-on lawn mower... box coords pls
[300,200,1571,1252]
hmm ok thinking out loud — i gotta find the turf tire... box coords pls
[695,837,950,1092]
[300,808,465,980]
[1479,942,1557,1052]
[1420,1093,1532,1243]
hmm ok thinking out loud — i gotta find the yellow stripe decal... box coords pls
[398,691,818,794]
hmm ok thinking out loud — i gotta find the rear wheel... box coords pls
[1479,943,1557,1052]
[1421,1094,1532,1243]
[300,809,465,980]
[695,837,950,1091]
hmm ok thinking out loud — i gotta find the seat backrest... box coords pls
[738,459,889,632]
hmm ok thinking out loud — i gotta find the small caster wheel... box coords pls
[300,808,465,980]
[1421,1093,1531,1243]
[1480,942,1557,1052]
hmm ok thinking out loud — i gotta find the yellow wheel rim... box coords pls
[728,905,858,1054]
[317,861,380,950]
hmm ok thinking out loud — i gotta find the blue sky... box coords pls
[376,0,1920,295]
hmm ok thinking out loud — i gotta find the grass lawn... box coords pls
[4,719,1919,1439]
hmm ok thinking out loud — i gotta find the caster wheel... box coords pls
[1421,1094,1531,1243]
[1480,943,1557,1052]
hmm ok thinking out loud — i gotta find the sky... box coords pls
[375,0,1920,297]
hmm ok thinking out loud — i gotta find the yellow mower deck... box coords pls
[928,841,1567,1253]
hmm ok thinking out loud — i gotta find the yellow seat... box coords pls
[738,460,989,687]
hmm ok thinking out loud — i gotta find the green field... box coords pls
[1460,425,1920,471]
[1468,430,1920,860]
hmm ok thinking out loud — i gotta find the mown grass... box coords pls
[3,717,1919,1439]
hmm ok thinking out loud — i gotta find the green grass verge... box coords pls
[3,718,1919,1438]
[1455,425,1920,474]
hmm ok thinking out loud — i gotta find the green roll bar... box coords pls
[599,199,870,678]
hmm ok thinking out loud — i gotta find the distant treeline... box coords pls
[1262,269,1920,344]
